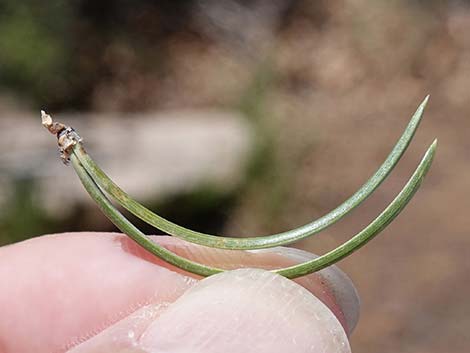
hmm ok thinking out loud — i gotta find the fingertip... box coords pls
[140,269,351,353]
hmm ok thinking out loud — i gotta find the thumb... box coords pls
[139,268,351,353]
[69,236,358,353]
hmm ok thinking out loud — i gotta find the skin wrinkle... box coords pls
[60,297,172,353]
[68,303,170,353]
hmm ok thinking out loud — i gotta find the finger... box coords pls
[0,232,358,353]
[139,268,351,353]
[0,232,196,353]
[69,236,359,353]
[71,268,351,353]
[69,238,358,353]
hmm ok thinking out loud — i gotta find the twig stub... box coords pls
[41,110,83,164]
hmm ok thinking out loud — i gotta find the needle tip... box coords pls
[422,94,430,107]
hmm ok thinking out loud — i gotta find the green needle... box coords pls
[42,97,437,278]
[73,96,430,250]
[69,139,436,278]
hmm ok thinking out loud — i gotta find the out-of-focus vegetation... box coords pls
[0,1,72,106]
[1,1,469,352]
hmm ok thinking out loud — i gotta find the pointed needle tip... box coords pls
[422,94,430,107]
[425,139,438,161]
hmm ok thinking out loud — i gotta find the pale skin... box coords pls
[0,232,360,353]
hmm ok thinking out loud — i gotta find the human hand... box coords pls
[0,232,359,353]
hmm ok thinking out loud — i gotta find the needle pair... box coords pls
[42,97,436,278]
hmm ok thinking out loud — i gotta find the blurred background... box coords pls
[0,0,469,351]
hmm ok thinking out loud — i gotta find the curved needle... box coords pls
[277,139,437,278]
[70,139,436,278]
[73,96,430,250]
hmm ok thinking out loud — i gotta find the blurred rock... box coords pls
[0,110,254,217]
